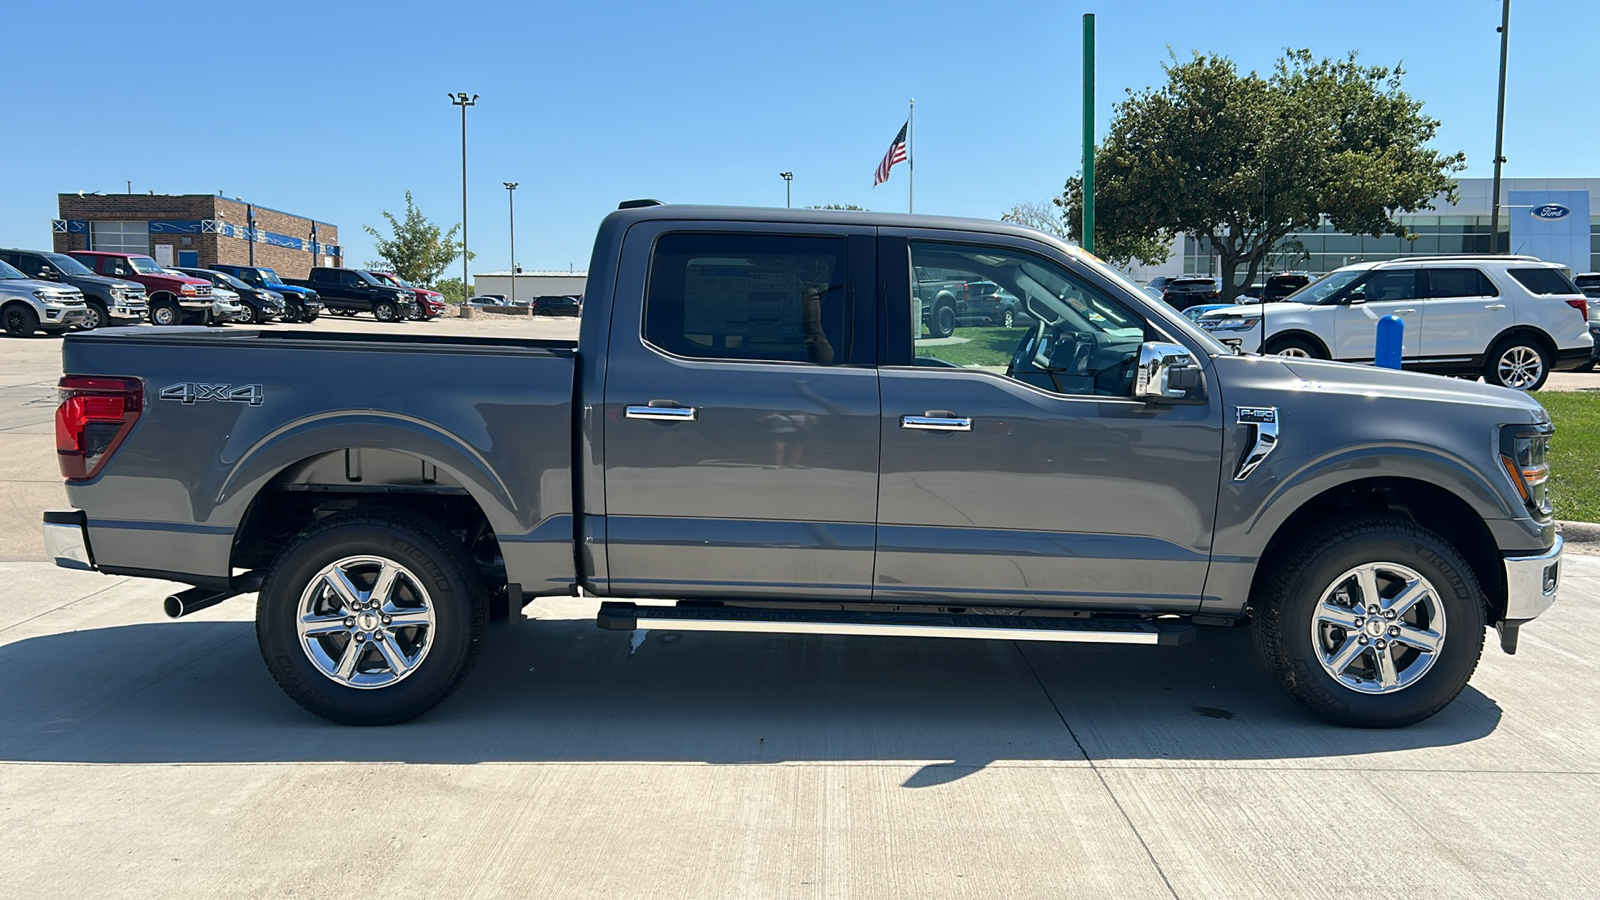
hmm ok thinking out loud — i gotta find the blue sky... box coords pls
[3,0,1594,276]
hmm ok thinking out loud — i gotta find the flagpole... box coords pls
[908,98,915,214]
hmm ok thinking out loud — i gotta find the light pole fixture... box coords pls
[1489,0,1511,254]
[779,172,793,208]
[448,91,479,302]
[504,182,519,307]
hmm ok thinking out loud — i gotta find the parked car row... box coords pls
[0,246,461,336]
[1194,255,1594,390]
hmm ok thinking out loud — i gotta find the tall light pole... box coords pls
[1489,0,1511,254]
[504,182,518,307]
[779,172,793,208]
[448,92,478,304]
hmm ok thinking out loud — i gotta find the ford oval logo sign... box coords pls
[1530,203,1572,220]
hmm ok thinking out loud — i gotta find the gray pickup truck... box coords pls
[43,203,1562,728]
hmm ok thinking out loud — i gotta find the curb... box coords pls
[1559,520,1600,551]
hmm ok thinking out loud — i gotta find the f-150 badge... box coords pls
[159,383,265,406]
[1234,406,1279,481]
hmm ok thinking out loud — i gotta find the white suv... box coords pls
[1197,256,1594,390]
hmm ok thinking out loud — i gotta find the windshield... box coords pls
[356,271,386,286]
[388,274,415,288]
[44,253,95,276]
[1285,269,1364,305]
[257,268,284,285]
[128,256,165,275]
[1070,251,1231,356]
[214,272,249,291]
[0,261,26,280]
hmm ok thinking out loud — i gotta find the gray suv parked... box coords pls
[0,249,148,329]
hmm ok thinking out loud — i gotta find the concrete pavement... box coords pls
[1,316,1597,898]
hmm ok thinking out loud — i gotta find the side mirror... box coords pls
[1135,342,1203,401]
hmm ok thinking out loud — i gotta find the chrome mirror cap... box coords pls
[1135,342,1201,401]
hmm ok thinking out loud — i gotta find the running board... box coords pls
[596,602,1194,646]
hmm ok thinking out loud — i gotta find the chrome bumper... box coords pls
[1497,536,1561,654]
[43,511,95,571]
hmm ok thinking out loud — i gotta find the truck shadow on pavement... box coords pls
[0,617,1501,783]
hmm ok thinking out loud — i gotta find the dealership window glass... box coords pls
[644,233,847,365]
[906,242,1148,398]
[1426,268,1498,299]
[89,221,149,255]
[1508,268,1581,296]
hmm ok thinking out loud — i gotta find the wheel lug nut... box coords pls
[344,617,355,627]
[1354,617,1365,627]
[373,631,384,641]
[355,633,366,642]
[382,615,391,625]
[1367,606,1379,614]
[1384,610,1396,620]
[1376,639,1387,649]
[1358,636,1368,645]
[1389,626,1399,636]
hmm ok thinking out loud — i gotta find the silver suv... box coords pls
[1198,255,1594,390]
[0,258,88,337]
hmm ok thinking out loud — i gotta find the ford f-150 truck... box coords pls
[42,203,1563,728]
[283,267,416,321]
[68,251,213,326]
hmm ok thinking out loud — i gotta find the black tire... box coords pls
[1264,336,1324,359]
[373,301,397,322]
[929,301,957,339]
[82,302,108,331]
[1483,335,1551,391]
[256,509,490,725]
[1002,309,1016,328]
[1251,514,1486,728]
[3,303,39,337]
[150,300,181,326]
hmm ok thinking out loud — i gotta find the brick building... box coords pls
[53,194,340,279]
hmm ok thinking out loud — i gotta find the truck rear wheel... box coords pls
[256,509,489,725]
[929,300,956,339]
[1251,515,1485,727]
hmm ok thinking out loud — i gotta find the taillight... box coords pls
[962,283,971,302]
[1566,299,1588,320]
[56,376,142,481]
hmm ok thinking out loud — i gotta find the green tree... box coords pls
[1000,200,1070,240]
[1059,49,1465,302]
[433,277,472,304]
[363,191,470,286]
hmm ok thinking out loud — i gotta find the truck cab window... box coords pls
[644,233,847,365]
[906,241,1147,397]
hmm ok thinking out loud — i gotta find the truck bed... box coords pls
[59,326,578,592]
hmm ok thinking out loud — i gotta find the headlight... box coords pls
[1500,425,1553,518]
[1202,316,1260,332]
[180,284,197,296]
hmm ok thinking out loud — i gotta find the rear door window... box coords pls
[1426,268,1498,299]
[644,233,848,365]
[1508,268,1581,295]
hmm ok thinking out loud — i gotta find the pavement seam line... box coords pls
[0,576,132,636]
[1013,641,1182,900]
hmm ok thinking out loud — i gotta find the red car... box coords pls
[370,272,445,320]
[68,251,214,326]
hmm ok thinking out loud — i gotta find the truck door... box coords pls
[873,233,1223,612]
[599,222,880,600]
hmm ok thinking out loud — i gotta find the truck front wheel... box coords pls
[256,509,489,725]
[1251,515,1486,727]
[150,299,181,326]
[374,301,398,322]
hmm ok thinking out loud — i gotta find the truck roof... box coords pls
[604,203,1066,245]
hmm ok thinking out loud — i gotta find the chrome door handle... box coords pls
[901,414,972,432]
[625,405,698,422]
[1394,308,1417,314]
[1484,304,1507,310]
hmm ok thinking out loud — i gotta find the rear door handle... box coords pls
[901,414,972,432]
[1484,304,1507,310]
[625,405,698,422]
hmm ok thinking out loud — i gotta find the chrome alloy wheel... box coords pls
[1496,346,1544,390]
[1274,346,1312,358]
[296,555,436,689]
[1310,562,1446,694]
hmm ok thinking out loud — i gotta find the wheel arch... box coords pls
[1486,325,1557,358]
[1244,476,1508,624]
[1266,329,1331,358]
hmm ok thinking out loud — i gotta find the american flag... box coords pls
[873,122,908,186]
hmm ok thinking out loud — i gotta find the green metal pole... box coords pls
[1082,13,1095,254]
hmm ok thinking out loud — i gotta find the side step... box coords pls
[596,602,1194,647]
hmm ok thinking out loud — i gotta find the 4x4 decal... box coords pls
[158,383,265,406]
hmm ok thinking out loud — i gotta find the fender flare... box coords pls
[212,411,523,535]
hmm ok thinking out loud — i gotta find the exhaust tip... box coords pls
[163,595,185,618]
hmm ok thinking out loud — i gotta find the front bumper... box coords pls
[1498,535,1561,653]
[111,300,149,319]
[43,305,89,326]
[43,511,94,571]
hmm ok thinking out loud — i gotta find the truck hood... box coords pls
[1276,356,1548,424]
[68,273,144,292]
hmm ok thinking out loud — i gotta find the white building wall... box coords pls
[473,271,588,300]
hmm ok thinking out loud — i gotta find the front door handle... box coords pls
[901,414,972,432]
[1393,308,1417,314]
[1484,304,1507,310]
[625,404,698,422]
